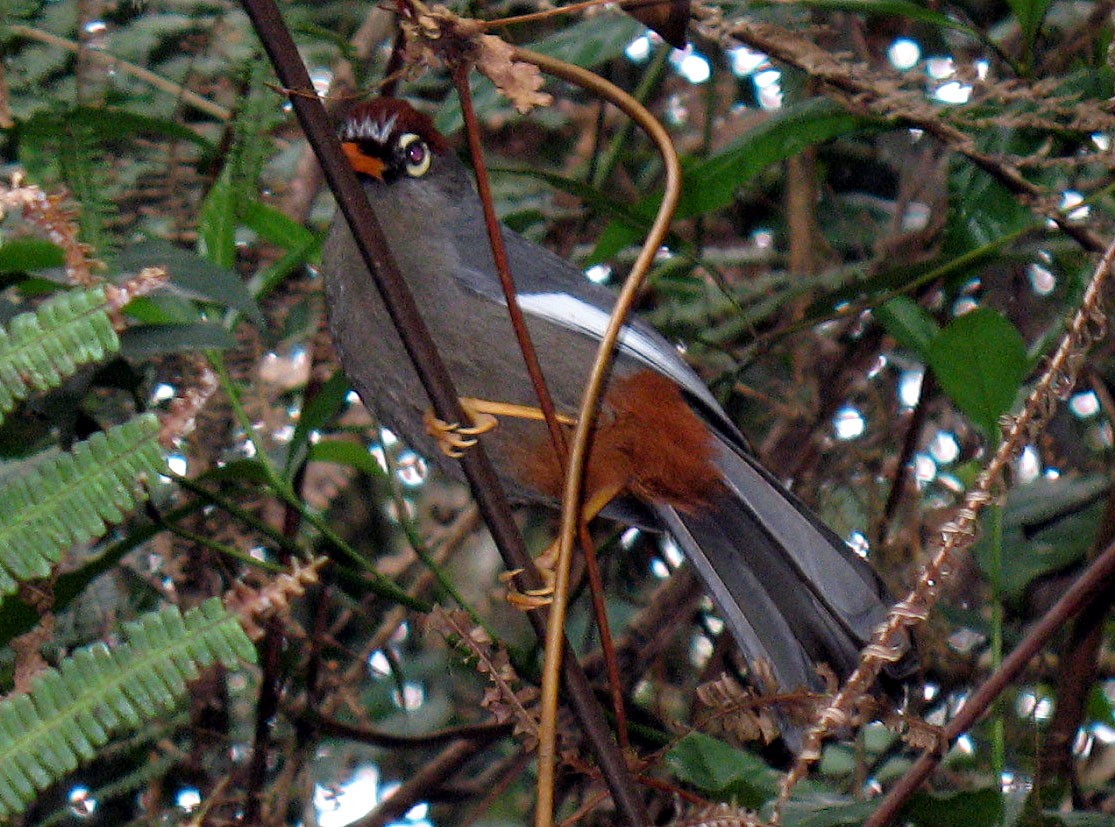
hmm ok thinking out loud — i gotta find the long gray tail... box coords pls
[653,433,913,696]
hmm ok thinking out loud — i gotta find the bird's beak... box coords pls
[341,142,386,181]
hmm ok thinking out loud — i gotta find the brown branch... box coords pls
[878,371,936,539]
[237,4,647,826]
[350,739,486,827]
[315,714,511,748]
[865,532,1115,826]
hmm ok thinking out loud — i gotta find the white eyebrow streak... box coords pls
[341,112,398,143]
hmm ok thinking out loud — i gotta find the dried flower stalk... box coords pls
[777,235,1115,812]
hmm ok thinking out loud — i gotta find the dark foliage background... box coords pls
[1,0,1115,824]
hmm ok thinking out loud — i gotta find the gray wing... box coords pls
[451,222,739,437]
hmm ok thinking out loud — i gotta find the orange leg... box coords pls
[424,397,575,458]
[503,482,624,611]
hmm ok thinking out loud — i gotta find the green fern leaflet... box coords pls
[0,414,166,597]
[0,286,119,424]
[0,599,256,817]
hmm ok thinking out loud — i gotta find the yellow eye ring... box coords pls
[399,133,431,177]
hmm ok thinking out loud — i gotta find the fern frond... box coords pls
[0,414,164,597]
[0,286,118,424]
[0,599,256,818]
[55,115,116,253]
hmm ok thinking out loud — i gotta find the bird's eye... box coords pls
[398,133,431,177]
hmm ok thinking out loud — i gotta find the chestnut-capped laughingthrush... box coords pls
[323,97,915,705]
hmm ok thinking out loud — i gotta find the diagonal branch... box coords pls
[237,3,647,825]
[865,532,1115,826]
[511,45,683,827]
[778,232,1115,817]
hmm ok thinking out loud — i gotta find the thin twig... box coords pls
[238,4,646,825]
[450,62,633,756]
[7,24,230,121]
[451,67,569,475]
[512,45,682,827]
[865,532,1115,826]
[779,233,1115,817]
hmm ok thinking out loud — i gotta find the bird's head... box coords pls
[338,98,452,184]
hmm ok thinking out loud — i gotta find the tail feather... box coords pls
[655,434,910,695]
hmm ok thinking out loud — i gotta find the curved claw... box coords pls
[424,409,480,458]
[457,410,498,436]
[500,564,556,611]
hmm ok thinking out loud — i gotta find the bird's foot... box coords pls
[500,541,561,610]
[424,398,575,458]
[423,398,500,458]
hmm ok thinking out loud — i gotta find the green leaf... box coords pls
[592,99,878,260]
[875,296,940,357]
[121,294,200,325]
[242,200,316,250]
[926,308,1027,436]
[1005,0,1054,50]
[119,322,237,357]
[202,458,276,485]
[973,475,1105,595]
[0,238,65,273]
[679,99,876,219]
[665,732,780,807]
[905,788,1004,827]
[530,13,643,66]
[20,105,213,150]
[1087,683,1115,728]
[285,370,351,477]
[116,239,263,325]
[308,439,386,478]
[198,172,238,269]
[780,795,877,827]
[241,201,323,304]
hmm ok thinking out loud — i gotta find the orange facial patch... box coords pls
[341,142,386,180]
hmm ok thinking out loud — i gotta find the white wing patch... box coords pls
[517,292,717,407]
[342,112,398,144]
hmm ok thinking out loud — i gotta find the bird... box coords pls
[322,96,914,712]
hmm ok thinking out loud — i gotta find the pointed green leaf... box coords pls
[119,322,237,357]
[116,239,263,325]
[927,308,1027,436]
[665,732,780,807]
[592,99,879,260]
[307,439,387,478]
[285,370,352,477]
[875,296,940,358]
[0,238,65,273]
[242,199,316,250]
